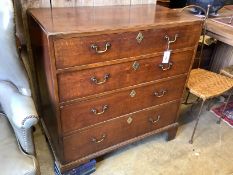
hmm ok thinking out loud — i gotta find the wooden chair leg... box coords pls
[217,89,233,124]
[189,100,205,144]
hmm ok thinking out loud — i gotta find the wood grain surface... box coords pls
[54,24,199,69]
[57,51,192,102]
[28,5,201,35]
[63,100,180,162]
[60,76,186,134]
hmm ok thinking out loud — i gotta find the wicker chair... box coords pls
[186,69,233,143]
[181,5,233,144]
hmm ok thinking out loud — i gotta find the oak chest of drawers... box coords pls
[28,5,202,172]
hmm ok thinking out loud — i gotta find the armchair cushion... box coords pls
[0,0,31,96]
[0,113,38,175]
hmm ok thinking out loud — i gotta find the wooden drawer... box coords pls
[54,24,200,69]
[63,100,180,162]
[120,24,200,59]
[60,76,186,134]
[54,34,121,69]
[58,50,192,102]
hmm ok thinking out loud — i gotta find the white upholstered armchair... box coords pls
[0,0,39,174]
[0,82,39,175]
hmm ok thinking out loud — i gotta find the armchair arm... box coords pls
[0,81,38,154]
[0,81,38,129]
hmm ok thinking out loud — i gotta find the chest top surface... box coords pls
[28,5,202,36]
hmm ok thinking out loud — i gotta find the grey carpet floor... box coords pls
[34,101,233,175]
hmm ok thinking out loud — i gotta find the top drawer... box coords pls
[53,24,201,69]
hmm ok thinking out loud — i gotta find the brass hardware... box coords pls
[159,62,173,71]
[91,134,106,144]
[164,34,179,50]
[91,74,110,85]
[91,105,108,115]
[130,90,136,97]
[136,32,144,43]
[127,117,133,124]
[132,61,140,71]
[91,42,111,54]
[149,115,161,124]
[154,90,167,98]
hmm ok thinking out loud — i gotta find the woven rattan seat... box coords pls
[186,68,233,144]
[187,68,233,100]
[220,65,233,78]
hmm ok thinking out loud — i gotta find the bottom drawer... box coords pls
[63,100,180,162]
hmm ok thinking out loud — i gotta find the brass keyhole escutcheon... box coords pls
[136,32,144,44]
[130,90,136,98]
[127,117,133,124]
[132,61,140,71]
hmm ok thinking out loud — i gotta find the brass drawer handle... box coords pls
[149,115,161,124]
[154,90,167,98]
[91,105,108,115]
[91,74,110,85]
[159,62,173,71]
[164,34,179,50]
[91,42,111,54]
[91,134,106,144]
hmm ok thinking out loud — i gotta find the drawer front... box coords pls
[54,24,200,69]
[120,24,200,59]
[58,50,192,102]
[54,34,121,69]
[63,100,180,162]
[60,76,186,134]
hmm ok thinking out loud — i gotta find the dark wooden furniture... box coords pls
[27,5,202,172]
